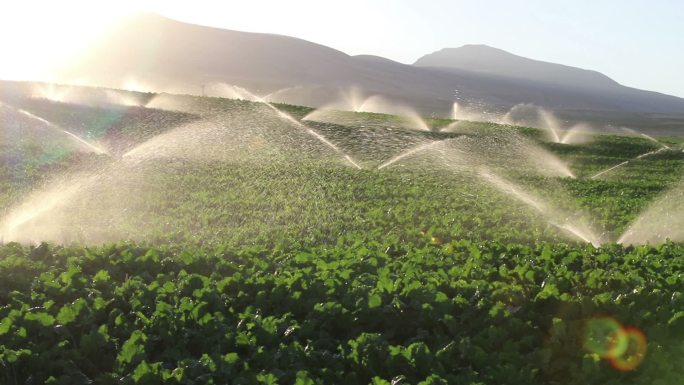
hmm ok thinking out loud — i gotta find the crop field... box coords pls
[0,82,683,384]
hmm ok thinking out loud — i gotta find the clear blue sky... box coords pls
[2,0,683,97]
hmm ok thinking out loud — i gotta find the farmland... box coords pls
[0,82,683,384]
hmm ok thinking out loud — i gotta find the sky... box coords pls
[1,0,683,97]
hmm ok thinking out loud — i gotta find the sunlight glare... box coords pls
[0,1,160,81]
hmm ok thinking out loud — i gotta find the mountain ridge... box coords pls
[56,14,684,132]
[414,45,620,90]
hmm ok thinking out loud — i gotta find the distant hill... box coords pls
[58,14,684,133]
[414,45,619,90]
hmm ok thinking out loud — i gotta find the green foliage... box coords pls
[1,242,683,384]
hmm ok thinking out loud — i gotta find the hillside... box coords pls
[414,45,618,90]
[57,14,684,133]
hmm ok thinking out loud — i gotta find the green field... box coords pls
[0,84,683,384]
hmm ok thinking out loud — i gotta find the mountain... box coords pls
[414,45,619,90]
[58,14,684,133]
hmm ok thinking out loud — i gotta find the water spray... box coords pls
[233,86,363,169]
[478,169,601,246]
[2,102,109,155]
[591,148,669,180]
[377,140,448,170]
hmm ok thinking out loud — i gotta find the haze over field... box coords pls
[47,14,681,134]
[2,1,684,133]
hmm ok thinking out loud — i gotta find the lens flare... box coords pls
[584,317,628,359]
[608,327,647,372]
[584,317,647,371]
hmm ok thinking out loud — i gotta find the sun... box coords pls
[0,0,154,82]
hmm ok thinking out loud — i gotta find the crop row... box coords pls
[1,241,683,384]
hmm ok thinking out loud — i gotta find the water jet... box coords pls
[1,102,108,155]
[617,180,684,245]
[478,169,601,246]
[377,140,450,170]
[620,127,670,149]
[502,104,593,145]
[233,86,363,169]
[591,147,669,179]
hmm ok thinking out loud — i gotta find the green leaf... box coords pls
[257,372,279,385]
[368,293,382,309]
[0,317,12,335]
[25,312,55,327]
[417,374,448,385]
[56,298,87,325]
[223,352,240,364]
[536,282,560,300]
[295,371,315,385]
[132,360,162,384]
[668,311,684,331]
[93,269,111,283]
[377,268,394,293]
[118,330,148,366]
[199,353,217,372]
